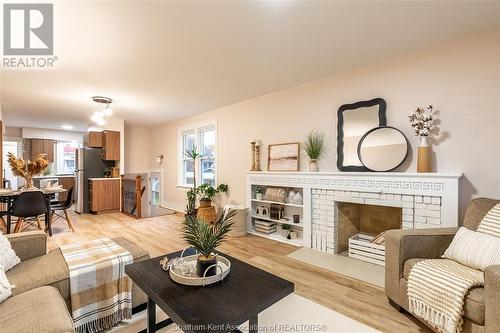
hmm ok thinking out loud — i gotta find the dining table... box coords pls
[0,187,67,236]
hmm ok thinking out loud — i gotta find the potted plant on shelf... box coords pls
[196,183,229,223]
[184,146,203,217]
[303,129,325,172]
[280,223,291,238]
[183,211,235,276]
[255,186,264,200]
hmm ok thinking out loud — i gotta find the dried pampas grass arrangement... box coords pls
[7,152,49,189]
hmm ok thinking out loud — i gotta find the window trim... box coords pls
[177,120,217,188]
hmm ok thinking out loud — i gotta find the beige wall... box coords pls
[124,124,150,174]
[149,29,500,219]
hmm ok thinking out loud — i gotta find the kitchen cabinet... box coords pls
[89,178,120,212]
[101,130,120,161]
[31,139,55,162]
[84,131,102,148]
[58,176,75,202]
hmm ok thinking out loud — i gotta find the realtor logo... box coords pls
[3,3,53,55]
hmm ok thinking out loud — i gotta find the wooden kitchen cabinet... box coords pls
[58,176,75,202]
[89,178,120,212]
[31,139,55,162]
[84,131,103,148]
[101,130,120,161]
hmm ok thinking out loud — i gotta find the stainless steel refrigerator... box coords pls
[74,148,114,213]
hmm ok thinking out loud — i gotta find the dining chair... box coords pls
[50,187,75,232]
[12,191,49,233]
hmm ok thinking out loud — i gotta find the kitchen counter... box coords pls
[88,177,121,180]
[34,174,75,178]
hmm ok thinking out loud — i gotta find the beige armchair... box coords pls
[385,197,500,333]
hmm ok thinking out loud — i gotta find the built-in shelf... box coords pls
[251,198,303,208]
[251,215,304,228]
[248,230,302,246]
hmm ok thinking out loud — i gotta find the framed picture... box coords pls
[267,142,300,171]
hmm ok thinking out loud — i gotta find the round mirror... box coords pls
[357,126,408,172]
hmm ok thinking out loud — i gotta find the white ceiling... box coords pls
[2,1,500,131]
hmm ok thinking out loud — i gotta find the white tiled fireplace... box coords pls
[246,172,462,252]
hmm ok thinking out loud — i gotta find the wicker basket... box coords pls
[197,199,216,223]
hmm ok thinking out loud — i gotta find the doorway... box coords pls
[148,171,173,217]
[3,140,22,189]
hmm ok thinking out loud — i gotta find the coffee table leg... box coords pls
[147,297,156,333]
[249,314,258,333]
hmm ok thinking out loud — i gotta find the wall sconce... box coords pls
[156,154,164,165]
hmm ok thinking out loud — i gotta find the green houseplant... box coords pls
[303,129,325,172]
[254,186,264,200]
[184,146,203,216]
[196,183,229,223]
[183,211,235,276]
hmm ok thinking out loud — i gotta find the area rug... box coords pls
[112,293,380,333]
[286,247,385,288]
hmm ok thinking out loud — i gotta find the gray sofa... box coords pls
[0,230,150,332]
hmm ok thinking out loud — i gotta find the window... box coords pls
[55,141,82,175]
[179,123,216,187]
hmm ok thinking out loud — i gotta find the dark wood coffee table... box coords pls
[125,250,294,333]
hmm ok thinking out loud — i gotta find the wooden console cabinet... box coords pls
[89,178,120,213]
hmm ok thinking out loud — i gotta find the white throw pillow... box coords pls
[0,234,20,272]
[0,266,13,303]
[443,227,500,271]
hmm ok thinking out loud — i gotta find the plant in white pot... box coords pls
[182,211,235,276]
[303,130,325,172]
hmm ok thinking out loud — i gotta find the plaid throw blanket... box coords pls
[60,238,133,333]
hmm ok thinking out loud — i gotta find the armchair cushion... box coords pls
[443,227,500,271]
[0,234,20,271]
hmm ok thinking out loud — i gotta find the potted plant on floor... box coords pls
[196,183,229,223]
[303,129,325,172]
[184,146,203,217]
[183,211,236,276]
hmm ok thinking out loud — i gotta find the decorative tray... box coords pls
[162,250,231,287]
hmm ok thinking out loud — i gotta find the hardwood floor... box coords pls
[45,210,429,333]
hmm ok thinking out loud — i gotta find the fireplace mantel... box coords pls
[245,171,462,249]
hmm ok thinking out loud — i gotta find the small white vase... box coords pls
[419,136,430,147]
[293,192,303,205]
[308,159,319,172]
[256,193,263,200]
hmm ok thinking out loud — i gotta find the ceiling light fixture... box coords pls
[91,96,113,126]
[61,124,74,130]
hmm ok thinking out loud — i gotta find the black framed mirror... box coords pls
[357,126,408,172]
[337,98,387,171]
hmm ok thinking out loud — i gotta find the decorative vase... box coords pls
[308,159,319,172]
[293,192,303,205]
[287,191,296,203]
[23,176,34,189]
[197,199,216,223]
[417,136,432,173]
[196,254,218,277]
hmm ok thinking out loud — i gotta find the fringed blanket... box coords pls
[60,238,133,333]
[408,259,483,333]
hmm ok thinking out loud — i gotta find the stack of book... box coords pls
[254,219,277,234]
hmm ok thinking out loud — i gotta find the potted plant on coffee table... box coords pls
[196,183,229,223]
[183,211,235,276]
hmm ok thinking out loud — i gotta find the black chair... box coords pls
[50,187,75,232]
[12,191,49,233]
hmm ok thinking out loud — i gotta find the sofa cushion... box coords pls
[6,248,69,299]
[7,237,150,308]
[0,286,74,333]
[403,258,485,325]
